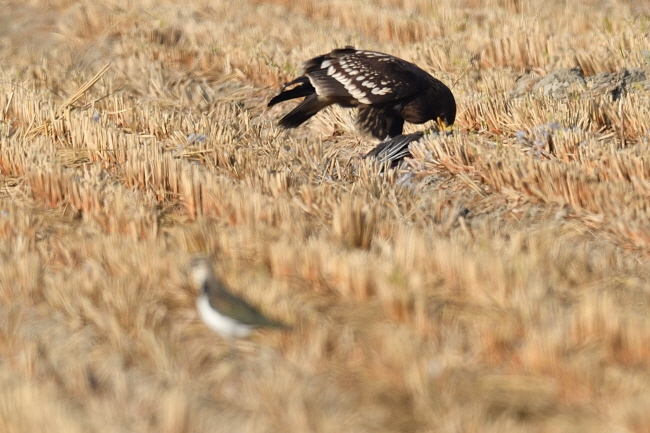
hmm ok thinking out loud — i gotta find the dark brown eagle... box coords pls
[267,47,456,142]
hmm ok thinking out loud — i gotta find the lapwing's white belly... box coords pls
[196,295,254,338]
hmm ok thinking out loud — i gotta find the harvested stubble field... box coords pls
[1,0,650,431]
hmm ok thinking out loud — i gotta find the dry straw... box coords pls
[1,0,650,432]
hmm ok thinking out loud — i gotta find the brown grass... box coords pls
[1,0,650,431]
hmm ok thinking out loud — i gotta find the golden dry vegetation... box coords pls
[1,0,650,431]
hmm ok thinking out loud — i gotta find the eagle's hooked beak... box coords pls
[436,117,453,135]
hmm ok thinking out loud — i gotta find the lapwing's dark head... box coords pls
[189,255,213,293]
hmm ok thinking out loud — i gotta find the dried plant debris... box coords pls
[1,1,650,433]
[513,67,648,99]
[515,122,585,159]
[533,67,587,99]
[585,68,649,98]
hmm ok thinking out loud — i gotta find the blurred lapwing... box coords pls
[190,256,288,339]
